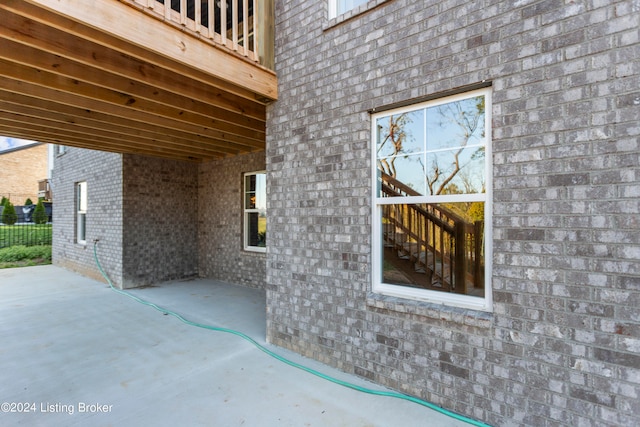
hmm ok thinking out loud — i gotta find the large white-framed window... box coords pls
[372,88,492,311]
[328,0,370,19]
[244,171,266,252]
[76,181,87,245]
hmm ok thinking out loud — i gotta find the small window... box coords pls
[76,182,87,244]
[372,88,492,311]
[329,0,370,18]
[244,172,266,252]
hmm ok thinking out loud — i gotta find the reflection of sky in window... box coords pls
[389,154,426,195]
[426,148,484,194]
[337,0,369,14]
[377,96,486,196]
[426,97,485,151]
[255,174,266,210]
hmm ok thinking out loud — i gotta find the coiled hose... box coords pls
[93,241,491,427]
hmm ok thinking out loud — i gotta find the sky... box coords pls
[0,136,38,152]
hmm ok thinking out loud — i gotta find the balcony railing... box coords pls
[38,179,52,202]
[125,0,274,69]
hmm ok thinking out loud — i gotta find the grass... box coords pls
[0,245,52,269]
[0,224,52,248]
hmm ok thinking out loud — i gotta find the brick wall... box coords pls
[51,148,123,283]
[266,1,640,426]
[121,154,199,288]
[198,151,266,288]
[53,148,265,290]
[0,143,48,204]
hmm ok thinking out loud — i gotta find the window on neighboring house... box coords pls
[76,181,87,245]
[244,171,266,252]
[329,0,370,18]
[372,88,492,311]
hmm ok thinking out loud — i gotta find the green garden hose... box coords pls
[93,241,491,427]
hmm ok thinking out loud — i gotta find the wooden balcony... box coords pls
[0,0,276,161]
[38,179,52,201]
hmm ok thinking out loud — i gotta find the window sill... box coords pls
[366,292,493,328]
[243,248,266,255]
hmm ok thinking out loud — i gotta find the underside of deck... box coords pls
[0,0,277,161]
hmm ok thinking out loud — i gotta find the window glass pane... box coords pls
[78,182,87,211]
[425,146,485,195]
[244,172,266,250]
[376,110,424,158]
[245,174,256,209]
[78,213,86,242]
[246,212,266,248]
[425,96,486,152]
[245,173,266,210]
[254,173,266,210]
[378,154,426,197]
[376,95,486,198]
[381,202,484,297]
[336,0,369,15]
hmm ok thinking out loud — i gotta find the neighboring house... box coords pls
[3,1,640,426]
[0,142,49,204]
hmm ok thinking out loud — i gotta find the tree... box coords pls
[32,200,48,224]
[25,198,34,206]
[1,201,17,225]
[1,196,7,207]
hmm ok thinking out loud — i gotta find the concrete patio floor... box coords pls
[0,265,472,427]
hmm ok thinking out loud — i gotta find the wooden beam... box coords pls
[0,119,221,162]
[0,62,265,149]
[7,0,277,100]
[0,0,273,162]
[0,92,235,155]
[0,38,265,141]
[0,108,235,158]
[0,89,243,155]
[0,11,267,122]
[0,110,248,162]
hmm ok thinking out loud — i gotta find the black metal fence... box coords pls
[0,203,53,248]
[0,224,52,248]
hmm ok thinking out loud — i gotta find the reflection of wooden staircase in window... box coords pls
[380,172,484,296]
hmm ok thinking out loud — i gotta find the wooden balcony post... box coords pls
[255,0,274,70]
[474,220,484,289]
[454,221,468,294]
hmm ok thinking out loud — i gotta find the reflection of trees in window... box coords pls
[427,96,485,196]
[376,96,486,198]
[376,113,413,179]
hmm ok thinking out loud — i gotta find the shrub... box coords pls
[32,200,48,224]
[1,201,17,225]
[0,245,52,262]
[25,198,34,206]
[1,196,7,206]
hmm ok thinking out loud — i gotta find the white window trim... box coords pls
[76,181,87,245]
[243,171,267,253]
[371,88,493,312]
[328,0,338,19]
